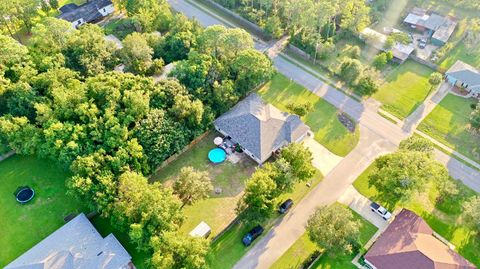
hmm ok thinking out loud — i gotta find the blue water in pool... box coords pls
[208,148,227,163]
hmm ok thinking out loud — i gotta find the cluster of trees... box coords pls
[0,3,273,267]
[338,57,381,96]
[237,143,316,222]
[368,136,452,204]
[470,101,480,132]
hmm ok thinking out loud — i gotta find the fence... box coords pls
[154,130,211,173]
[194,0,271,40]
[410,54,439,70]
[287,44,313,61]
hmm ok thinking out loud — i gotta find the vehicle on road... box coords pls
[370,202,392,220]
[278,199,293,214]
[242,225,264,246]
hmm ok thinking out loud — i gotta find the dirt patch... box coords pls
[337,112,356,133]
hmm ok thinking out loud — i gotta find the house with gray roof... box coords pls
[214,93,310,164]
[5,213,133,269]
[445,60,480,97]
[403,8,457,46]
[58,0,114,28]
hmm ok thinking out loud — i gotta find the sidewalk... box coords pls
[0,151,15,162]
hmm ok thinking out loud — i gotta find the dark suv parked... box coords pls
[242,225,264,246]
[278,199,293,214]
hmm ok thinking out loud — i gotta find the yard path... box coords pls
[0,151,15,162]
[303,136,343,176]
[166,0,480,267]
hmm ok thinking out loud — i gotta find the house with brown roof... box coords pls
[364,209,476,269]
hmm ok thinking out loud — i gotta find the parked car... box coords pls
[279,199,293,214]
[370,202,392,220]
[242,225,264,246]
[418,38,427,49]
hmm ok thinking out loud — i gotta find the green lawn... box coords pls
[270,204,378,269]
[0,155,149,268]
[151,132,257,236]
[373,60,435,119]
[103,18,136,40]
[258,73,360,156]
[0,156,87,267]
[418,94,480,163]
[439,42,480,70]
[0,142,9,155]
[207,171,323,269]
[353,162,480,267]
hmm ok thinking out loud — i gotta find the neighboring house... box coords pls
[58,0,114,28]
[214,93,310,164]
[360,27,414,64]
[5,213,133,269]
[445,60,480,98]
[364,209,476,269]
[403,8,457,46]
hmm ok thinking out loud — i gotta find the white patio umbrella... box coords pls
[213,137,223,146]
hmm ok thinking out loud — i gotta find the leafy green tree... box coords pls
[2,81,40,119]
[135,109,188,169]
[211,80,239,115]
[151,231,209,269]
[428,72,443,89]
[355,74,379,96]
[197,26,254,61]
[0,34,35,82]
[368,151,449,203]
[373,53,388,69]
[41,0,50,13]
[231,49,274,95]
[0,116,40,154]
[307,204,361,256]
[161,14,201,63]
[121,32,154,75]
[173,166,213,208]
[237,168,277,222]
[462,196,480,231]
[339,58,363,86]
[264,16,283,38]
[63,24,117,76]
[339,0,370,34]
[112,171,184,249]
[279,143,316,182]
[50,0,58,9]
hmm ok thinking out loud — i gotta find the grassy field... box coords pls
[103,18,136,40]
[258,73,360,157]
[0,155,149,269]
[353,162,480,267]
[206,171,323,269]
[0,156,87,267]
[151,132,257,236]
[270,204,378,269]
[439,42,480,70]
[418,94,480,163]
[373,60,435,119]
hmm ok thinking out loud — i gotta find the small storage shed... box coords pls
[189,221,212,238]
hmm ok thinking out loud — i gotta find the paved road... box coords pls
[167,0,480,267]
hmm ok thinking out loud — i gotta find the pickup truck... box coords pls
[370,202,392,220]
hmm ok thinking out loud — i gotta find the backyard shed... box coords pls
[189,221,212,238]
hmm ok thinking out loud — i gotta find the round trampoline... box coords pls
[15,186,35,204]
[208,148,227,164]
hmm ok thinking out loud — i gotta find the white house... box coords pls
[58,0,114,28]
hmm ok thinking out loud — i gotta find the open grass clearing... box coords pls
[258,73,360,157]
[373,60,434,119]
[418,94,480,163]
[206,170,323,269]
[151,131,257,236]
[270,203,378,269]
[0,155,148,269]
[353,162,480,267]
[439,42,480,70]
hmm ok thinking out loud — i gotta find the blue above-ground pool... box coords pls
[208,148,227,163]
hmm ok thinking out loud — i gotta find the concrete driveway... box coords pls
[338,185,389,229]
[303,136,343,176]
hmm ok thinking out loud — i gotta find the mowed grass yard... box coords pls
[353,163,480,267]
[151,131,257,236]
[258,73,359,157]
[439,42,480,70]
[418,94,480,163]
[373,60,435,119]
[0,155,149,269]
[270,204,378,269]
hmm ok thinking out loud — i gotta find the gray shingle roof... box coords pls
[57,0,112,23]
[214,93,310,163]
[446,60,480,91]
[5,213,131,269]
[418,13,445,31]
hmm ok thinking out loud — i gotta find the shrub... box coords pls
[287,101,313,116]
